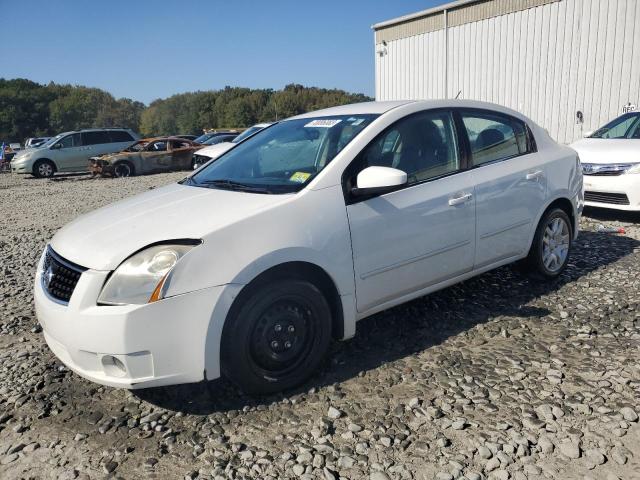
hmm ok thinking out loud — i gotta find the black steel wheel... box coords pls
[221,279,332,394]
[113,161,134,178]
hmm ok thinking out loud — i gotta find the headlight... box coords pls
[98,243,198,305]
[624,163,640,174]
[12,153,30,163]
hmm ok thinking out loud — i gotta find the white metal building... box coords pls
[373,0,640,144]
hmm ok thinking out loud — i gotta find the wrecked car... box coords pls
[89,137,203,177]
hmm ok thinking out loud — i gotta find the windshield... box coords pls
[124,140,149,152]
[232,125,265,143]
[194,132,215,143]
[590,113,640,139]
[204,135,236,145]
[39,133,67,148]
[186,114,378,194]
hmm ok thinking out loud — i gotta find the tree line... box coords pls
[0,78,371,143]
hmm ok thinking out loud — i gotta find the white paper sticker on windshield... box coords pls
[304,119,342,128]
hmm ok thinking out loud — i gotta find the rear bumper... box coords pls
[35,252,225,389]
[582,174,640,211]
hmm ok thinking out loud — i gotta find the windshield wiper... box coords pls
[197,179,272,194]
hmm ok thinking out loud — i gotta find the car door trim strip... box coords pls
[479,219,531,240]
[360,239,471,280]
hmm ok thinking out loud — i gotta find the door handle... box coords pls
[526,170,543,180]
[448,193,473,206]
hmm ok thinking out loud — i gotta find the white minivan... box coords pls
[35,100,583,394]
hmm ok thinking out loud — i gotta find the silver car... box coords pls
[11,128,139,177]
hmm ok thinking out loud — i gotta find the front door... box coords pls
[345,110,476,313]
[53,133,85,172]
[141,140,170,173]
[457,109,547,268]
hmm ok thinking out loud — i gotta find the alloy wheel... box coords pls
[38,163,53,177]
[542,217,570,272]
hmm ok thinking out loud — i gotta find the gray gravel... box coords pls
[1,171,639,479]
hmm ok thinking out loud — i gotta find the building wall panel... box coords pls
[374,0,640,144]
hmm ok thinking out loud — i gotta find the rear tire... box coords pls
[32,160,55,178]
[523,208,572,279]
[113,161,134,178]
[221,279,332,395]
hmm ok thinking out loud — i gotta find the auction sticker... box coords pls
[290,172,312,183]
[304,119,342,128]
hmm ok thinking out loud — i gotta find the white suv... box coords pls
[11,128,138,177]
[35,100,582,394]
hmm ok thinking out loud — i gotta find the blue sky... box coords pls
[1,0,439,104]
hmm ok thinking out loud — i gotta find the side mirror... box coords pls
[50,143,61,150]
[352,166,407,197]
[583,130,593,138]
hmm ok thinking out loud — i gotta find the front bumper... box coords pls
[35,252,226,389]
[582,173,640,211]
[88,158,114,176]
[10,160,30,173]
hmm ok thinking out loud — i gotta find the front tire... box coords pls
[32,160,55,178]
[113,161,134,178]
[524,208,572,278]
[221,279,332,395]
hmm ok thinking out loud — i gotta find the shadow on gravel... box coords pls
[133,230,640,415]
[583,206,640,224]
[24,172,91,180]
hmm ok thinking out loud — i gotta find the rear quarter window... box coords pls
[109,131,134,142]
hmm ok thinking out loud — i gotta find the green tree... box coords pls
[0,77,372,142]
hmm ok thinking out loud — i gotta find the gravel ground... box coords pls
[0,171,639,480]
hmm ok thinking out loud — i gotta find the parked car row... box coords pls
[8,111,639,212]
[36,100,584,394]
[9,125,269,178]
[11,128,139,177]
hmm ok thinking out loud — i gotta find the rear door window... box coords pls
[460,110,532,166]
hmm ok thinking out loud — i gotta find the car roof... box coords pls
[290,99,535,125]
[289,101,413,119]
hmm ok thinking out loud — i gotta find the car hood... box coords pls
[13,145,45,158]
[50,182,291,270]
[197,142,235,160]
[92,151,132,163]
[570,138,640,164]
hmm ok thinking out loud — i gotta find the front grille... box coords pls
[583,170,625,176]
[42,247,87,303]
[584,191,630,205]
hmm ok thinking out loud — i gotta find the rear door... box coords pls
[457,109,546,268]
[345,109,476,313]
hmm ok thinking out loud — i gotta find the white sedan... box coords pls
[571,112,640,211]
[35,100,583,394]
